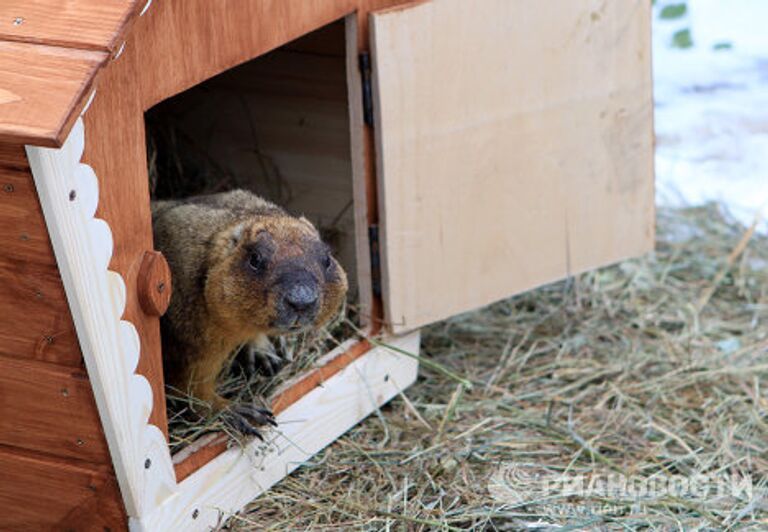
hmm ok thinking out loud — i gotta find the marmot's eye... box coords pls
[249,252,268,273]
[322,252,333,271]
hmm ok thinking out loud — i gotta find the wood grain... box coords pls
[0,165,56,265]
[58,471,127,532]
[0,446,126,531]
[0,255,81,366]
[0,355,110,464]
[0,0,138,52]
[0,163,83,365]
[0,41,106,146]
[370,0,655,333]
[0,142,28,169]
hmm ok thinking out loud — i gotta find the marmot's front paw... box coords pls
[243,335,285,377]
[222,403,277,440]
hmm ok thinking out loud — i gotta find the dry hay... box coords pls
[211,204,768,530]
[166,307,353,454]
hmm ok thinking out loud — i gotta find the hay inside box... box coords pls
[0,0,653,529]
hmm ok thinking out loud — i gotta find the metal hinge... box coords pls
[368,224,382,297]
[359,52,374,127]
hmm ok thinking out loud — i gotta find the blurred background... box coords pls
[654,0,768,229]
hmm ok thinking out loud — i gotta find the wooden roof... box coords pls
[0,1,140,147]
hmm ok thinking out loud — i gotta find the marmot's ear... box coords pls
[230,222,246,248]
[298,216,319,235]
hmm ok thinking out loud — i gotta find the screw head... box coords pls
[3,184,13,193]
[76,439,85,446]
[157,281,165,293]
[192,509,199,519]
[144,458,151,469]
[12,17,23,26]
[69,190,77,201]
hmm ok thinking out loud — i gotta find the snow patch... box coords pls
[653,0,768,230]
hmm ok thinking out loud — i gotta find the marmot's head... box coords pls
[204,214,347,338]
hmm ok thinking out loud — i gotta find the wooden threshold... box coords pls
[173,337,375,482]
[139,331,420,530]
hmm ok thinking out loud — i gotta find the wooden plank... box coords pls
[0,255,81,366]
[0,142,28,169]
[58,471,127,531]
[345,15,374,326]
[0,165,56,265]
[0,446,126,530]
[347,0,416,330]
[0,41,106,146]
[0,0,138,52]
[137,331,420,531]
[370,0,655,333]
[0,164,82,366]
[0,355,110,464]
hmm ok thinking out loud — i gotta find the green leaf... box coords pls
[713,41,733,51]
[672,28,693,49]
[660,3,687,19]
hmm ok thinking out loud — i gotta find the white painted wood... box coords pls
[134,331,420,531]
[370,0,654,333]
[27,117,177,518]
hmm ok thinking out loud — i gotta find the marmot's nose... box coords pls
[285,282,319,312]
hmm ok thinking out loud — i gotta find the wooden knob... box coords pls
[137,250,172,316]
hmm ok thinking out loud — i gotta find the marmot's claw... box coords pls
[245,338,286,377]
[257,353,284,377]
[223,403,277,438]
[252,406,279,427]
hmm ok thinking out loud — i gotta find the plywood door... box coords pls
[369,0,654,333]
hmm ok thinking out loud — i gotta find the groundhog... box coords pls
[152,189,348,435]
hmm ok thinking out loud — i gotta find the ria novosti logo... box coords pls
[488,462,754,506]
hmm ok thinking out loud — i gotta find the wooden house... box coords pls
[0,0,653,529]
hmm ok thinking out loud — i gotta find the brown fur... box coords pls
[152,190,347,410]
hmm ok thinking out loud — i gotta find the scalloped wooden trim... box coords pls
[26,115,176,518]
